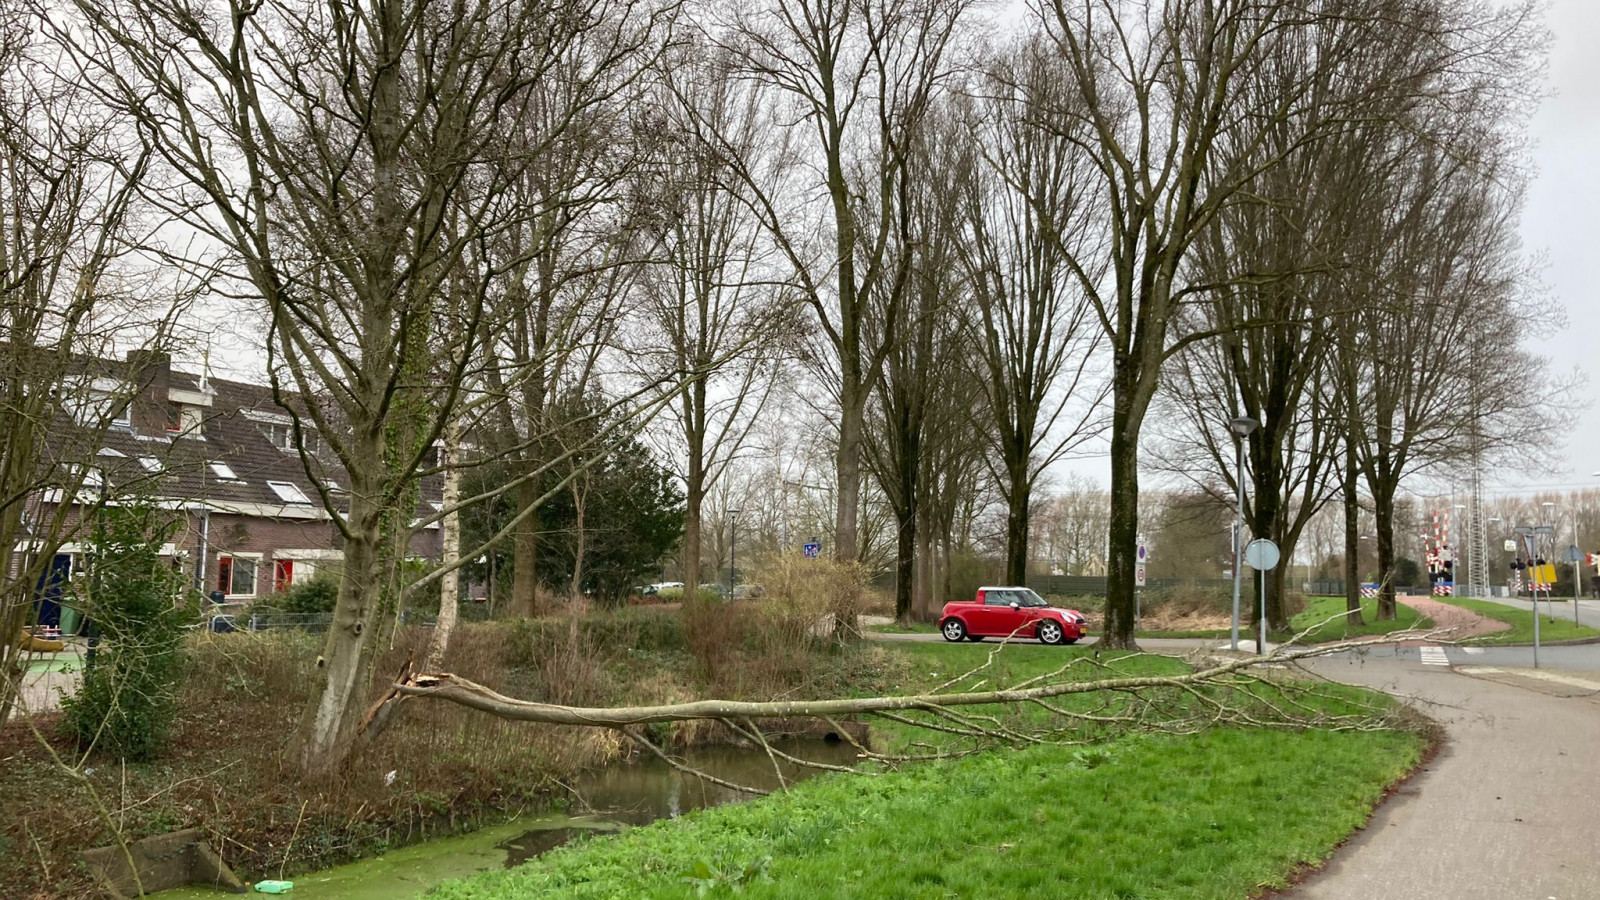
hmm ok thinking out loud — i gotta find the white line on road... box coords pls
[1463,647,1486,654]
[1420,646,1449,666]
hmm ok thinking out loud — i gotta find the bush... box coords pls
[61,502,191,760]
[275,574,339,614]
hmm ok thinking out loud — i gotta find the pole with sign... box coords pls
[1244,539,1280,653]
[1564,544,1583,625]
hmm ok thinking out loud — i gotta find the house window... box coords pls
[217,555,258,597]
[138,457,162,473]
[267,481,311,505]
[273,559,294,593]
[210,462,241,482]
[168,402,203,435]
[259,420,292,450]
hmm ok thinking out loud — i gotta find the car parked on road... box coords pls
[938,586,1086,645]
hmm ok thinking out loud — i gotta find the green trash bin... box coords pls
[59,605,81,637]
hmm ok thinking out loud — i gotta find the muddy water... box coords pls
[155,739,858,898]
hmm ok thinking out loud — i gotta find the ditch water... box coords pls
[154,739,860,899]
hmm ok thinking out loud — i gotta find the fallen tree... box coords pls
[377,628,1442,794]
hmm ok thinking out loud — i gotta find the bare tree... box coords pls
[646,43,789,602]
[0,7,188,726]
[956,37,1105,587]
[705,0,975,568]
[64,0,680,773]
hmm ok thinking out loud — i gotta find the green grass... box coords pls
[432,729,1419,900]
[432,640,1425,900]
[1432,595,1600,644]
[1286,596,1429,644]
[866,621,936,634]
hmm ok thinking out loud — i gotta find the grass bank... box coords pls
[1286,596,1428,643]
[434,641,1424,900]
[1433,595,1600,644]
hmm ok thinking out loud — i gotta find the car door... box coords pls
[981,590,1024,636]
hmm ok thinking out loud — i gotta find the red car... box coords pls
[938,586,1086,645]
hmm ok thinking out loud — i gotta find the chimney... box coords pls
[125,348,172,436]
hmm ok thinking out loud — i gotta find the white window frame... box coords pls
[210,462,241,482]
[138,457,162,473]
[267,480,312,505]
[217,552,262,599]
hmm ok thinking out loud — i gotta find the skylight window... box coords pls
[267,480,311,504]
[139,457,162,473]
[210,462,241,481]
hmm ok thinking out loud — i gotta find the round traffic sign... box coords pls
[1244,538,1280,571]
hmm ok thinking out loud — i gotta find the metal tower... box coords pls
[1467,463,1489,599]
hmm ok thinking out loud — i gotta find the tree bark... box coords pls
[1004,461,1030,586]
[425,418,462,670]
[1373,483,1398,621]
[1103,380,1142,649]
[1342,441,1364,625]
[510,477,539,617]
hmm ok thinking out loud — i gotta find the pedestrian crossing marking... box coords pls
[1420,646,1449,666]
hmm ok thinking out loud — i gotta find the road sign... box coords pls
[802,541,821,559]
[1504,539,1517,552]
[1244,538,1280,571]
[1135,563,1146,587]
[1562,544,1583,564]
[1137,540,1148,563]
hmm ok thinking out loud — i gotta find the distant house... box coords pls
[26,350,440,626]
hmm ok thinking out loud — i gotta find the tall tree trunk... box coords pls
[425,418,462,670]
[1103,377,1142,649]
[1342,443,1364,625]
[300,489,384,776]
[569,477,587,598]
[510,477,539,617]
[1004,459,1029,585]
[1251,460,1286,631]
[1374,484,1398,620]
[914,517,934,620]
[835,385,865,564]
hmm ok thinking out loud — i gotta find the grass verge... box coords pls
[866,621,1229,640]
[434,641,1425,900]
[1286,596,1428,644]
[1432,595,1600,644]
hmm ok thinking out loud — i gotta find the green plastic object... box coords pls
[254,881,294,893]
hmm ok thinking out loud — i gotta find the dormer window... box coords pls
[259,420,293,450]
[168,401,203,435]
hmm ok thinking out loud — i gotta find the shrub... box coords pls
[61,502,192,760]
[275,574,339,615]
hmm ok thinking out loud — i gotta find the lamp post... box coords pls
[1228,416,1259,651]
[727,507,741,598]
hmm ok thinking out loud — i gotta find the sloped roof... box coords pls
[49,367,440,518]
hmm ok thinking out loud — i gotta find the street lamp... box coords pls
[727,507,741,598]
[1228,415,1259,651]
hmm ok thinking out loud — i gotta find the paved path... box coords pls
[1286,651,1600,900]
[1402,595,1511,638]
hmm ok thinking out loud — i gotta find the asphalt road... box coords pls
[1287,650,1600,900]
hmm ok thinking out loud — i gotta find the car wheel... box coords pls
[1038,620,1066,645]
[941,618,967,642]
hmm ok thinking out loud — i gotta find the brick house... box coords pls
[28,351,440,625]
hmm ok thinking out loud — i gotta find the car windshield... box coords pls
[1018,590,1049,608]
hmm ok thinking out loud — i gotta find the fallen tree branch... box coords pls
[390,632,1440,727]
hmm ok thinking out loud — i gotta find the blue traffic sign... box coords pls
[803,542,821,559]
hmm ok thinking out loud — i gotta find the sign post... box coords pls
[1244,539,1281,653]
[1135,538,1147,627]
[1564,544,1583,625]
